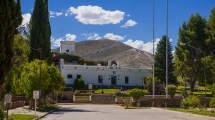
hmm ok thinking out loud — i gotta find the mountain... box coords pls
[75,40,153,68]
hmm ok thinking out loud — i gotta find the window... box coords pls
[113,71,116,74]
[66,50,69,52]
[125,76,129,84]
[67,74,73,79]
[98,75,103,83]
[77,75,81,79]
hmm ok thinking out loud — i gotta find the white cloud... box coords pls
[172,50,175,55]
[19,13,31,38]
[65,34,76,41]
[51,37,64,48]
[51,34,76,48]
[21,13,31,26]
[56,12,63,16]
[103,33,124,41]
[68,5,125,25]
[50,11,63,18]
[123,38,160,53]
[121,19,137,28]
[83,33,102,40]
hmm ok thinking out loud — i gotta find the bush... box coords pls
[182,100,190,109]
[129,88,145,103]
[145,77,164,95]
[208,84,215,97]
[168,85,177,98]
[0,108,4,120]
[37,104,58,112]
[182,95,199,109]
[74,78,85,90]
[209,97,215,108]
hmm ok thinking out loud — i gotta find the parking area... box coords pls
[42,104,214,120]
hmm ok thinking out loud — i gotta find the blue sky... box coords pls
[20,0,215,53]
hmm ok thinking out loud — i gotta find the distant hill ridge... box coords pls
[75,39,153,68]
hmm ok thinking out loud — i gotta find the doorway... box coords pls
[111,76,117,86]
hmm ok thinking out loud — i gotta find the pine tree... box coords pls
[0,0,22,94]
[29,0,51,62]
[154,36,176,85]
[206,8,215,54]
[203,8,215,84]
[175,13,207,92]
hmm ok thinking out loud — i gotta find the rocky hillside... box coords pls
[75,40,153,68]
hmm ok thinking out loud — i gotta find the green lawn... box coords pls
[94,89,119,94]
[75,96,90,100]
[123,106,141,109]
[116,97,132,102]
[168,108,215,117]
[10,114,38,120]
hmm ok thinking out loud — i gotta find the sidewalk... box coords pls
[8,106,47,117]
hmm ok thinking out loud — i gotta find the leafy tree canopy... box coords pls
[20,60,65,99]
[175,13,207,92]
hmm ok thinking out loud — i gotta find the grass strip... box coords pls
[168,108,215,117]
[10,114,38,120]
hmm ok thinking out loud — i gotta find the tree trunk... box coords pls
[0,85,4,99]
[190,79,196,94]
[41,96,47,105]
[29,99,35,110]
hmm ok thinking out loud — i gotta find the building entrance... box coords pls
[111,76,117,85]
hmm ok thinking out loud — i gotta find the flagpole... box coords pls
[166,0,169,99]
[152,0,155,99]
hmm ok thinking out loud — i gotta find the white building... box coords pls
[59,41,152,88]
[60,41,75,54]
[60,59,151,88]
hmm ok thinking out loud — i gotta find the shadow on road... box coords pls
[39,107,98,119]
[56,107,97,113]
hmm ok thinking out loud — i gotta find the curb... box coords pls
[158,108,215,120]
[35,106,61,120]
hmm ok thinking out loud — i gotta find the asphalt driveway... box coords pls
[41,104,215,120]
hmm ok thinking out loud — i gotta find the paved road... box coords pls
[42,104,214,120]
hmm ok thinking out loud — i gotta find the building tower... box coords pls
[60,41,75,54]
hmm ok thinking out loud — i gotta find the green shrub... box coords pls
[129,88,145,103]
[168,85,177,98]
[182,95,199,109]
[74,78,85,90]
[37,104,58,112]
[145,77,163,95]
[58,54,81,62]
[74,90,81,94]
[0,108,5,120]
[182,100,190,109]
[208,84,215,97]
[209,97,215,108]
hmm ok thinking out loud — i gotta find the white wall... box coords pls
[60,60,152,87]
[60,41,75,54]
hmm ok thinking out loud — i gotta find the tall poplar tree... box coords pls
[154,36,176,85]
[29,0,51,62]
[0,0,22,94]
